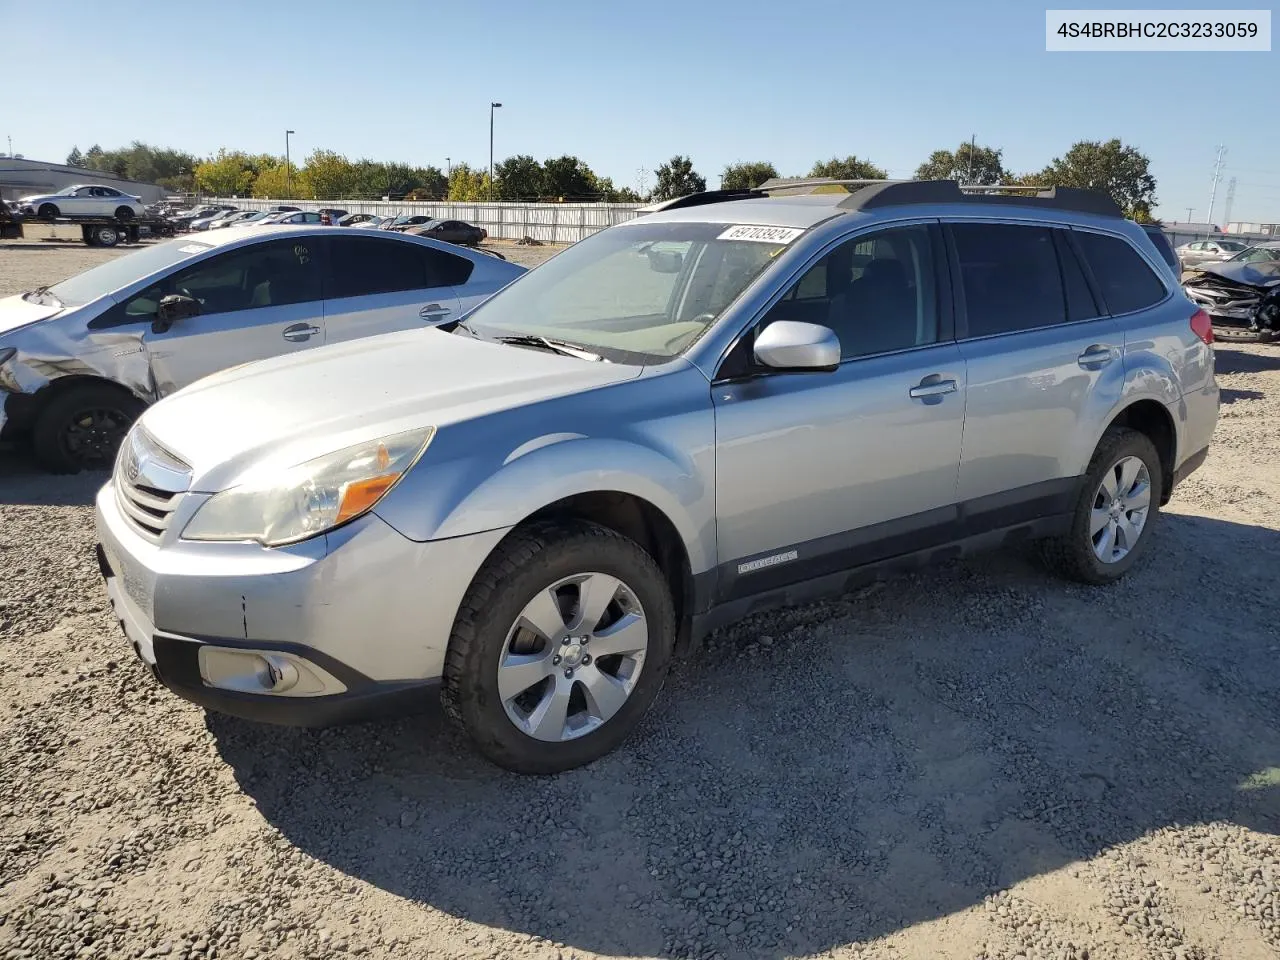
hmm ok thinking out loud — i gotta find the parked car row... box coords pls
[1181,239,1280,339]
[151,201,488,246]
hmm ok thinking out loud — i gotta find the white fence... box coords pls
[212,198,642,244]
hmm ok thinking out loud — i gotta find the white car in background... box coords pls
[0,226,526,472]
[18,184,147,220]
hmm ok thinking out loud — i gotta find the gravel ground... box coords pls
[1,242,1278,960]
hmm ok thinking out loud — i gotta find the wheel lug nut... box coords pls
[553,655,561,665]
[564,669,573,678]
[582,655,591,665]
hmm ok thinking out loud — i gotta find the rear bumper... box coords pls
[1171,444,1209,491]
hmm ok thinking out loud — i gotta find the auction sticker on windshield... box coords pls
[717,225,805,244]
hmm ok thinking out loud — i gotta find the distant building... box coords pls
[0,156,170,203]
[1225,221,1280,237]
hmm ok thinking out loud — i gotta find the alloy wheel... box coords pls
[1090,455,1152,563]
[498,572,649,742]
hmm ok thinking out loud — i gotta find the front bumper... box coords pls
[95,481,509,726]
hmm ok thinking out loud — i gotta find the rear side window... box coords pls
[1073,231,1167,315]
[327,237,473,298]
[950,223,1065,337]
[1052,230,1101,322]
[1143,228,1180,273]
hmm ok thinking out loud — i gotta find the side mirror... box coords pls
[152,294,201,334]
[754,321,840,372]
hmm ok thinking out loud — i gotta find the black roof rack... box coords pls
[643,178,1122,219]
[636,188,765,213]
[836,180,1122,217]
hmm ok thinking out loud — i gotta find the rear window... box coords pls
[1142,227,1181,274]
[1073,231,1168,315]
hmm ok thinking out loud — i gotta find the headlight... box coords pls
[181,427,434,546]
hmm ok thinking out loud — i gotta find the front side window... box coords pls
[951,223,1065,337]
[461,221,790,362]
[1073,231,1167,315]
[120,238,321,320]
[761,224,939,359]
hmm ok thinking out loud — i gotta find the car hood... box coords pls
[17,194,59,205]
[0,293,65,335]
[139,328,644,492]
[1192,260,1280,288]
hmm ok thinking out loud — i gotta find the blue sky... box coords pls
[5,0,1278,223]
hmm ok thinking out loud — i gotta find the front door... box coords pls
[132,236,324,395]
[712,222,966,602]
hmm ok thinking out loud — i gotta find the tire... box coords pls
[31,383,145,474]
[91,226,120,247]
[441,519,676,774]
[37,203,59,220]
[1039,427,1163,585]
[82,226,98,246]
[114,206,135,221]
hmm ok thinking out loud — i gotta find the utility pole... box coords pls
[285,129,295,195]
[5,135,10,155]
[1185,207,1195,223]
[488,102,503,196]
[1223,176,1237,230]
[1206,144,1227,227]
[966,134,976,185]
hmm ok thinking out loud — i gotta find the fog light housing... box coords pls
[197,647,346,697]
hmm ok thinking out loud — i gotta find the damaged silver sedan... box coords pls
[1182,258,1280,341]
[0,227,525,472]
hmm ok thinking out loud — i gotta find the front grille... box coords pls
[114,427,191,542]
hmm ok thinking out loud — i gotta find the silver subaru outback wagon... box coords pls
[94,179,1219,773]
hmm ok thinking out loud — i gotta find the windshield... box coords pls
[462,221,792,362]
[45,237,212,306]
[1230,245,1280,263]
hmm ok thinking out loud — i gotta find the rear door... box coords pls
[322,235,465,342]
[135,236,325,395]
[946,220,1124,518]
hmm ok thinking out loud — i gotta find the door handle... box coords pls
[1077,344,1116,368]
[419,303,451,321]
[282,323,320,342]
[909,377,958,399]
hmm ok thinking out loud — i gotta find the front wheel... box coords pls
[442,520,676,774]
[91,225,120,247]
[31,383,144,474]
[1039,427,1163,584]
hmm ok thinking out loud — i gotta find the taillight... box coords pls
[1190,308,1214,345]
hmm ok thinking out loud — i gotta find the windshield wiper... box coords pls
[495,335,605,362]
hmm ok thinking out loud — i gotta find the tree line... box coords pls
[63,138,1157,219]
[719,139,1158,221]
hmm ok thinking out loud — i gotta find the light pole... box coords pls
[489,102,502,196]
[285,129,295,195]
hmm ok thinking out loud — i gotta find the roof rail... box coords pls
[636,188,765,213]
[638,179,1121,219]
[835,180,1122,217]
[756,177,895,195]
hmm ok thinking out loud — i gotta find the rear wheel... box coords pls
[1039,427,1163,584]
[114,206,135,221]
[442,520,676,774]
[37,203,59,220]
[31,383,144,474]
